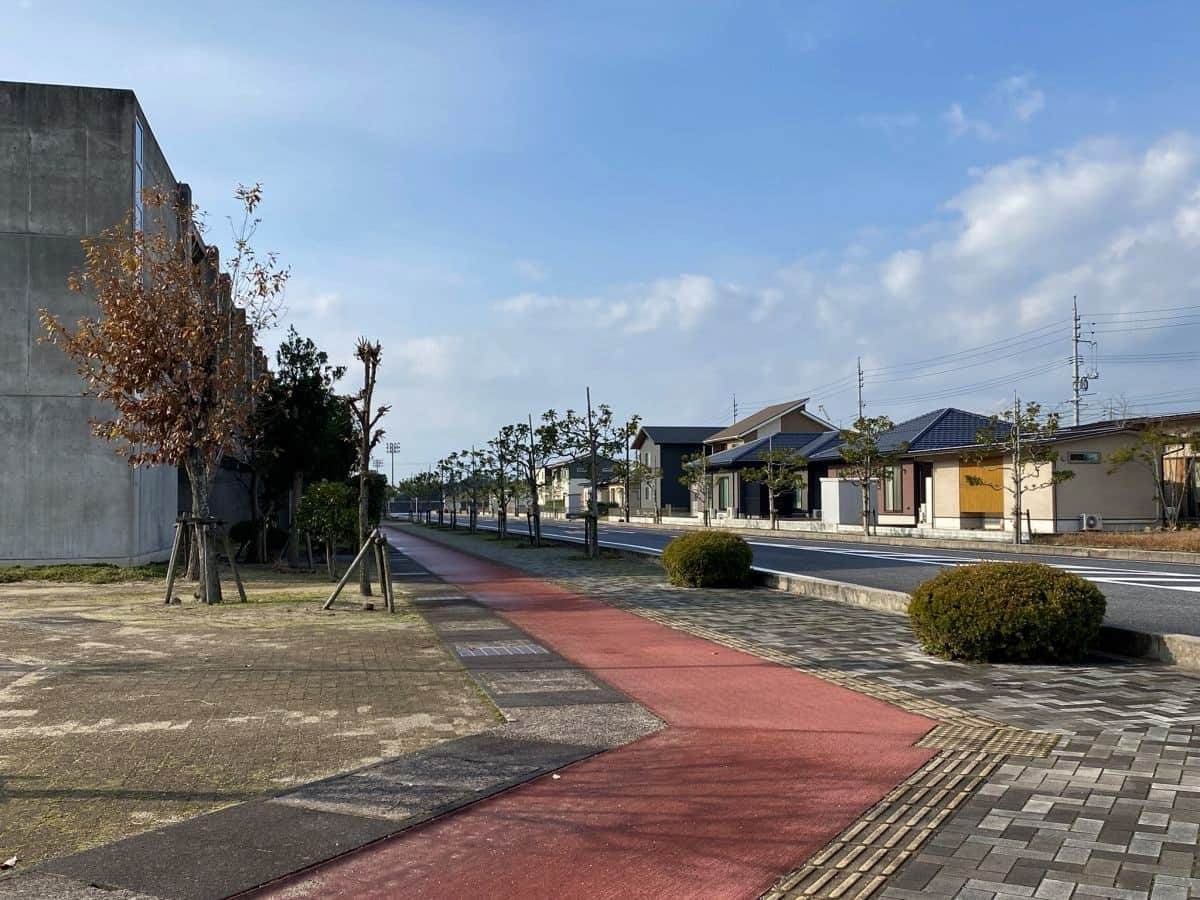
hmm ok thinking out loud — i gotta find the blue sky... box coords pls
[6,1,1200,474]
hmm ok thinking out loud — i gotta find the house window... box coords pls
[1067,451,1101,464]
[717,477,730,509]
[133,118,145,231]
[884,464,903,512]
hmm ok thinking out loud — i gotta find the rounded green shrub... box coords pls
[662,530,753,588]
[909,562,1106,663]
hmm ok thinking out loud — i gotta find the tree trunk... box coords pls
[288,470,303,568]
[325,540,335,581]
[358,466,372,596]
[528,474,542,547]
[247,471,262,564]
[186,452,222,604]
[862,482,871,536]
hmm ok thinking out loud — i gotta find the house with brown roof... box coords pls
[703,398,833,454]
[696,399,837,518]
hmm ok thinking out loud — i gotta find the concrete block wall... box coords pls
[0,81,177,565]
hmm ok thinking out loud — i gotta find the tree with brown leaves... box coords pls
[41,185,288,603]
[347,338,390,595]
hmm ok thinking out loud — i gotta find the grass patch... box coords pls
[1035,530,1200,553]
[0,562,168,584]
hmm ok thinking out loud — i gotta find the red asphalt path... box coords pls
[257,531,936,900]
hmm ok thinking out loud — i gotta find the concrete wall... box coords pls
[0,82,177,565]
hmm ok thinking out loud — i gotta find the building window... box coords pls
[717,477,730,509]
[133,118,145,231]
[1067,451,1101,464]
[884,464,903,512]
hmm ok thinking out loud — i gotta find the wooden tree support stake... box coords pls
[323,528,380,610]
[163,520,184,605]
[376,532,396,614]
[222,531,248,603]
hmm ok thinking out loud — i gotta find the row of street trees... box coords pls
[417,389,641,559]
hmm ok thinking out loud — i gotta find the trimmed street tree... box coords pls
[679,450,715,527]
[547,393,638,558]
[504,413,560,547]
[613,457,662,521]
[486,427,521,540]
[41,185,287,603]
[967,398,1074,545]
[347,339,390,595]
[1107,424,1200,528]
[837,415,906,536]
[741,441,809,529]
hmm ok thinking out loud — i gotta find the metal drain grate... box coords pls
[455,641,549,658]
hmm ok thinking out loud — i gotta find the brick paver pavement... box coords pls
[397,527,1200,900]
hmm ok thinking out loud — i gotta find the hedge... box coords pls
[661,530,753,588]
[909,562,1106,663]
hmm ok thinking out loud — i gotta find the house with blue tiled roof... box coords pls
[673,399,1197,537]
[809,409,1185,537]
[807,408,1008,530]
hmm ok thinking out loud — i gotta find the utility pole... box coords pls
[732,393,738,424]
[1071,298,1082,427]
[1070,297,1099,426]
[1013,392,1023,545]
[857,357,865,421]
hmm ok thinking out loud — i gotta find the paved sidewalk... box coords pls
[259,528,940,899]
[404,527,1200,900]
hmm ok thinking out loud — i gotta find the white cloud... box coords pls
[515,259,549,282]
[946,74,1046,141]
[881,250,924,299]
[497,274,736,334]
[626,275,721,333]
[943,102,996,141]
[999,73,1045,122]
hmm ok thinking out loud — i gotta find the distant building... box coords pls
[2,81,199,565]
[629,425,722,515]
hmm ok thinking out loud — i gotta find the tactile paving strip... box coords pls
[761,743,1056,900]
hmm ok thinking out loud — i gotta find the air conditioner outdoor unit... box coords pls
[1080,513,1103,531]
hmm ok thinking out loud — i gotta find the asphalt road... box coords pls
[453,516,1200,638]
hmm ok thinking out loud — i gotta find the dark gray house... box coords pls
[704,431,842,518]
[630,425,721,514]
[1,81,195,564]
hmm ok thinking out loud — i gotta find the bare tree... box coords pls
[347,339,390,594]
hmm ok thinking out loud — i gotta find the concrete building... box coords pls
[1,81,179,565]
